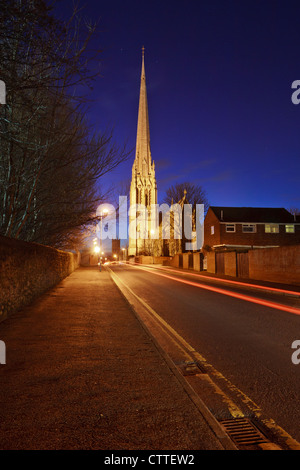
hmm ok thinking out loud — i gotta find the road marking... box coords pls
[109,266,300,450]
[111,269,260,416]
[137,263,300,297]
[108,267,238,449]
[126,263,300,316]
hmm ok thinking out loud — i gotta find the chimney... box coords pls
[221,210,224,221]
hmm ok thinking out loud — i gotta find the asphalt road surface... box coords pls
[108,262,300,444]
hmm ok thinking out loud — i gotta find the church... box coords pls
[128,48,198,258]
[128,47,158,256]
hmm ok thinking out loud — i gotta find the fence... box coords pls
[207,245,300,286]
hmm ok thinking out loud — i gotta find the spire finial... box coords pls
[142,45,145,58]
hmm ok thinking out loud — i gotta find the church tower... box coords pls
[128,48,157,256]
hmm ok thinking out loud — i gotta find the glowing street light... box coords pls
[150,229,155,255]
[98,208,109,259]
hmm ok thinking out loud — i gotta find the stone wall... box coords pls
[0,235,80,322]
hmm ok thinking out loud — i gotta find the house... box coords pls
[204,206,300,251]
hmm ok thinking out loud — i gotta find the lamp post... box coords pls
[99,208,108,256]
[95,208,109,271]
[150,229,155,256]
[94,245,101,270]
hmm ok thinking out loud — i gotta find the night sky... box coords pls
[57,0,300,210]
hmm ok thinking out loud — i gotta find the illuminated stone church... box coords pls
[128,49,197,257]
[128,48,158,256]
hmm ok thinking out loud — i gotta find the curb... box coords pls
[107,266,238,451]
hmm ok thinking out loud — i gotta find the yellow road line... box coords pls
[109,266,300,450]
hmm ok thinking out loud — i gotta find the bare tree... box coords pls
[163,182,209,213]
[288,207,300,216]
[162,182,209,254]
[0,0,131,248]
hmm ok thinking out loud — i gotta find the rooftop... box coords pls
[209,207,298,224]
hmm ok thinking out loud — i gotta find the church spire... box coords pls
[128,47,157,256]
[135,46,151,173]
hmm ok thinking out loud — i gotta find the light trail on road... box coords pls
[127,264,300,316]
[109,264,300,449]
[127,262,300,297]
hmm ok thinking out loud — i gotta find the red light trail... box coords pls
[129,264,300,316]
[140,263,300,297]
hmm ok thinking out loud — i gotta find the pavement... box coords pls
[0,266,230,451]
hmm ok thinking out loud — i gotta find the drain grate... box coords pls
[219,418,269,447]
[176,361,207,376]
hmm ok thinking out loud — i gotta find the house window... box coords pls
[211,225,214,235]
[285,224,295,233]
[265,224,279,233]
[225,224,235,232]
[242,224,256,233]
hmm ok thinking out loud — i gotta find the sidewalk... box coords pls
[0,267,225,450]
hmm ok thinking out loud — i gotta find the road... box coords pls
[108,262,300,446]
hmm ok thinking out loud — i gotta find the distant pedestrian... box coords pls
[99,260,102,272]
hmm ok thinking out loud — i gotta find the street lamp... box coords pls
[150,229,155,256]
[93,245,102,270]
[96,208,109,263]
[99,209,108,255]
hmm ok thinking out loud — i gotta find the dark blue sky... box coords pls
[58,0,300,210]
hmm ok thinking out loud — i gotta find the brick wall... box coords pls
[205,245,300,286]
[183,253,193,269]
[203,209,221,247]
[249,244,300,285]
[163,254,183,268]
[224,251,237,276]
[206,252,216,273]
[0,235,80,322]
[193,252,203,271]
[134,255,154,264]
